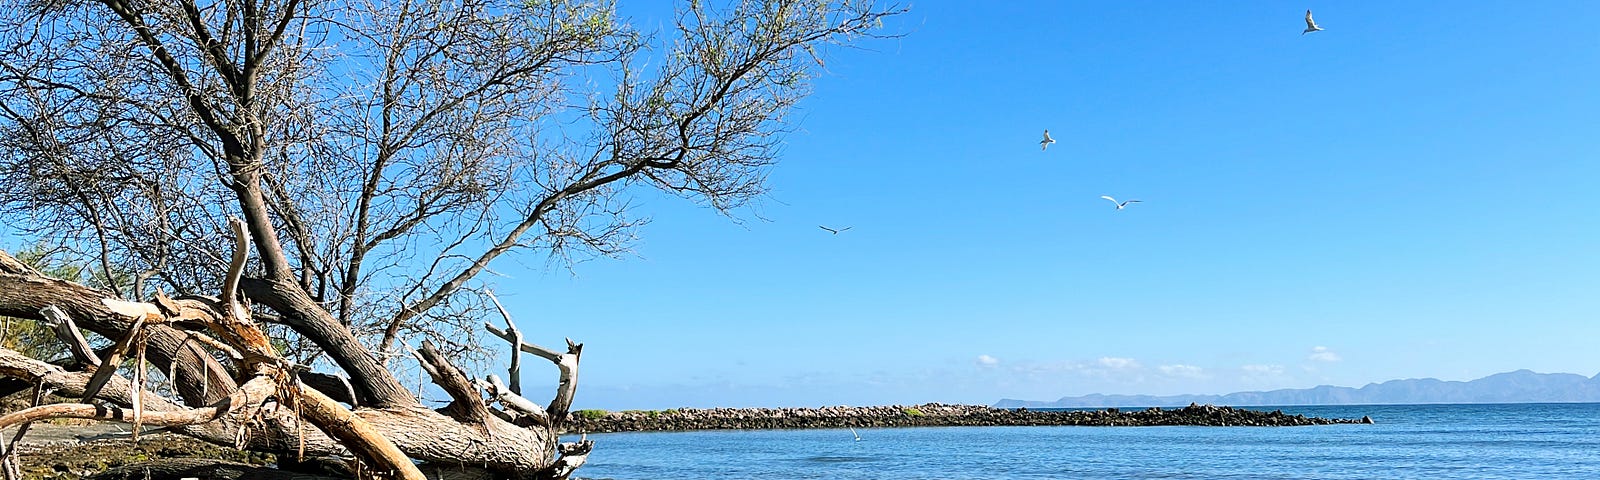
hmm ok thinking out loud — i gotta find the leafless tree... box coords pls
[0,0,903,478]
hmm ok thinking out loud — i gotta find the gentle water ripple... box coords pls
[570,403,1600,479]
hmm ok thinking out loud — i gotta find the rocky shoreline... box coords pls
[563,402,1373,433]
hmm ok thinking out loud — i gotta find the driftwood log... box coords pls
[0,224,588,480]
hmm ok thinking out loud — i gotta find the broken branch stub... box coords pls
[537,435,594,480]
[416,340,489,425]
[485,374,549,427]
[482,302,583,427]
[484,289,524,395]
[547,339,583,426]
[39,305,101,367]
[79,317,145,403]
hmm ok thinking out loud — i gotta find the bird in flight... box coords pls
[1040,130,1056,151]
[819,225,852,235]
[1302,10,1323,35]
[1100,195,1142,210]
[849,426,862,441]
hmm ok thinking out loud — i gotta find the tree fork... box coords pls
[239,276,417,409]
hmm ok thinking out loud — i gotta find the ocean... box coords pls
[566,403,1600,479]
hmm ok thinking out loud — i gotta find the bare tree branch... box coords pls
[411,341,486,428]
[483,289,523,394]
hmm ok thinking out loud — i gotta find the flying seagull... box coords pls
[819,225,852,235]
[1040,130,1056,151]
[1100,195,1141,210]
[849,426,861,441]
[1302,10,1323,35]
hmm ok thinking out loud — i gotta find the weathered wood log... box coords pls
[1,244,558,477]
[0,375,278,431]
[288,382,424,480]
[0,270,239,407]
[2,226,437,480]
[0,345,554,473]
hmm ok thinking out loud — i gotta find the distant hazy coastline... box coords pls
[997,369,1600,408]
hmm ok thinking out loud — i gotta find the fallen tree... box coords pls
[0,0,902,478]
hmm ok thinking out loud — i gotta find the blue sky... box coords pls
[494,1,1600,409]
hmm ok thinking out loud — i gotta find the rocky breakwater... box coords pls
[563,403,1373,433]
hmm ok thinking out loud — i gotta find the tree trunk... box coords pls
[238,276,418,409]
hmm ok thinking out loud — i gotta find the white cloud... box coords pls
[1241,364,1285,375]
[1096,357,1140,370]
[1307,346,1342,362]
[976,354,1000,367]
[1158,364,1206,379]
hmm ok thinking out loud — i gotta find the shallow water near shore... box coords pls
[567,403,1600,479]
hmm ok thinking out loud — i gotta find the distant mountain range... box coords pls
[994,370,1600,408]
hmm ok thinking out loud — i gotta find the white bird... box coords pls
[1302,10,1323,35]
[1100,195,1141,210]
[819,225,852,235]
[849,426,861,441]
[1040,130,1056,151]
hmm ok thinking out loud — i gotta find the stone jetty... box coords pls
[563,402,1373,433]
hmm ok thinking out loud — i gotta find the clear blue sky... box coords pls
[494,1,1600,410]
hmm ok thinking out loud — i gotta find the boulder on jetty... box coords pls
[563,402,1369,433]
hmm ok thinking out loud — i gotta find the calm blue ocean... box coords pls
[566,403,1600,479]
